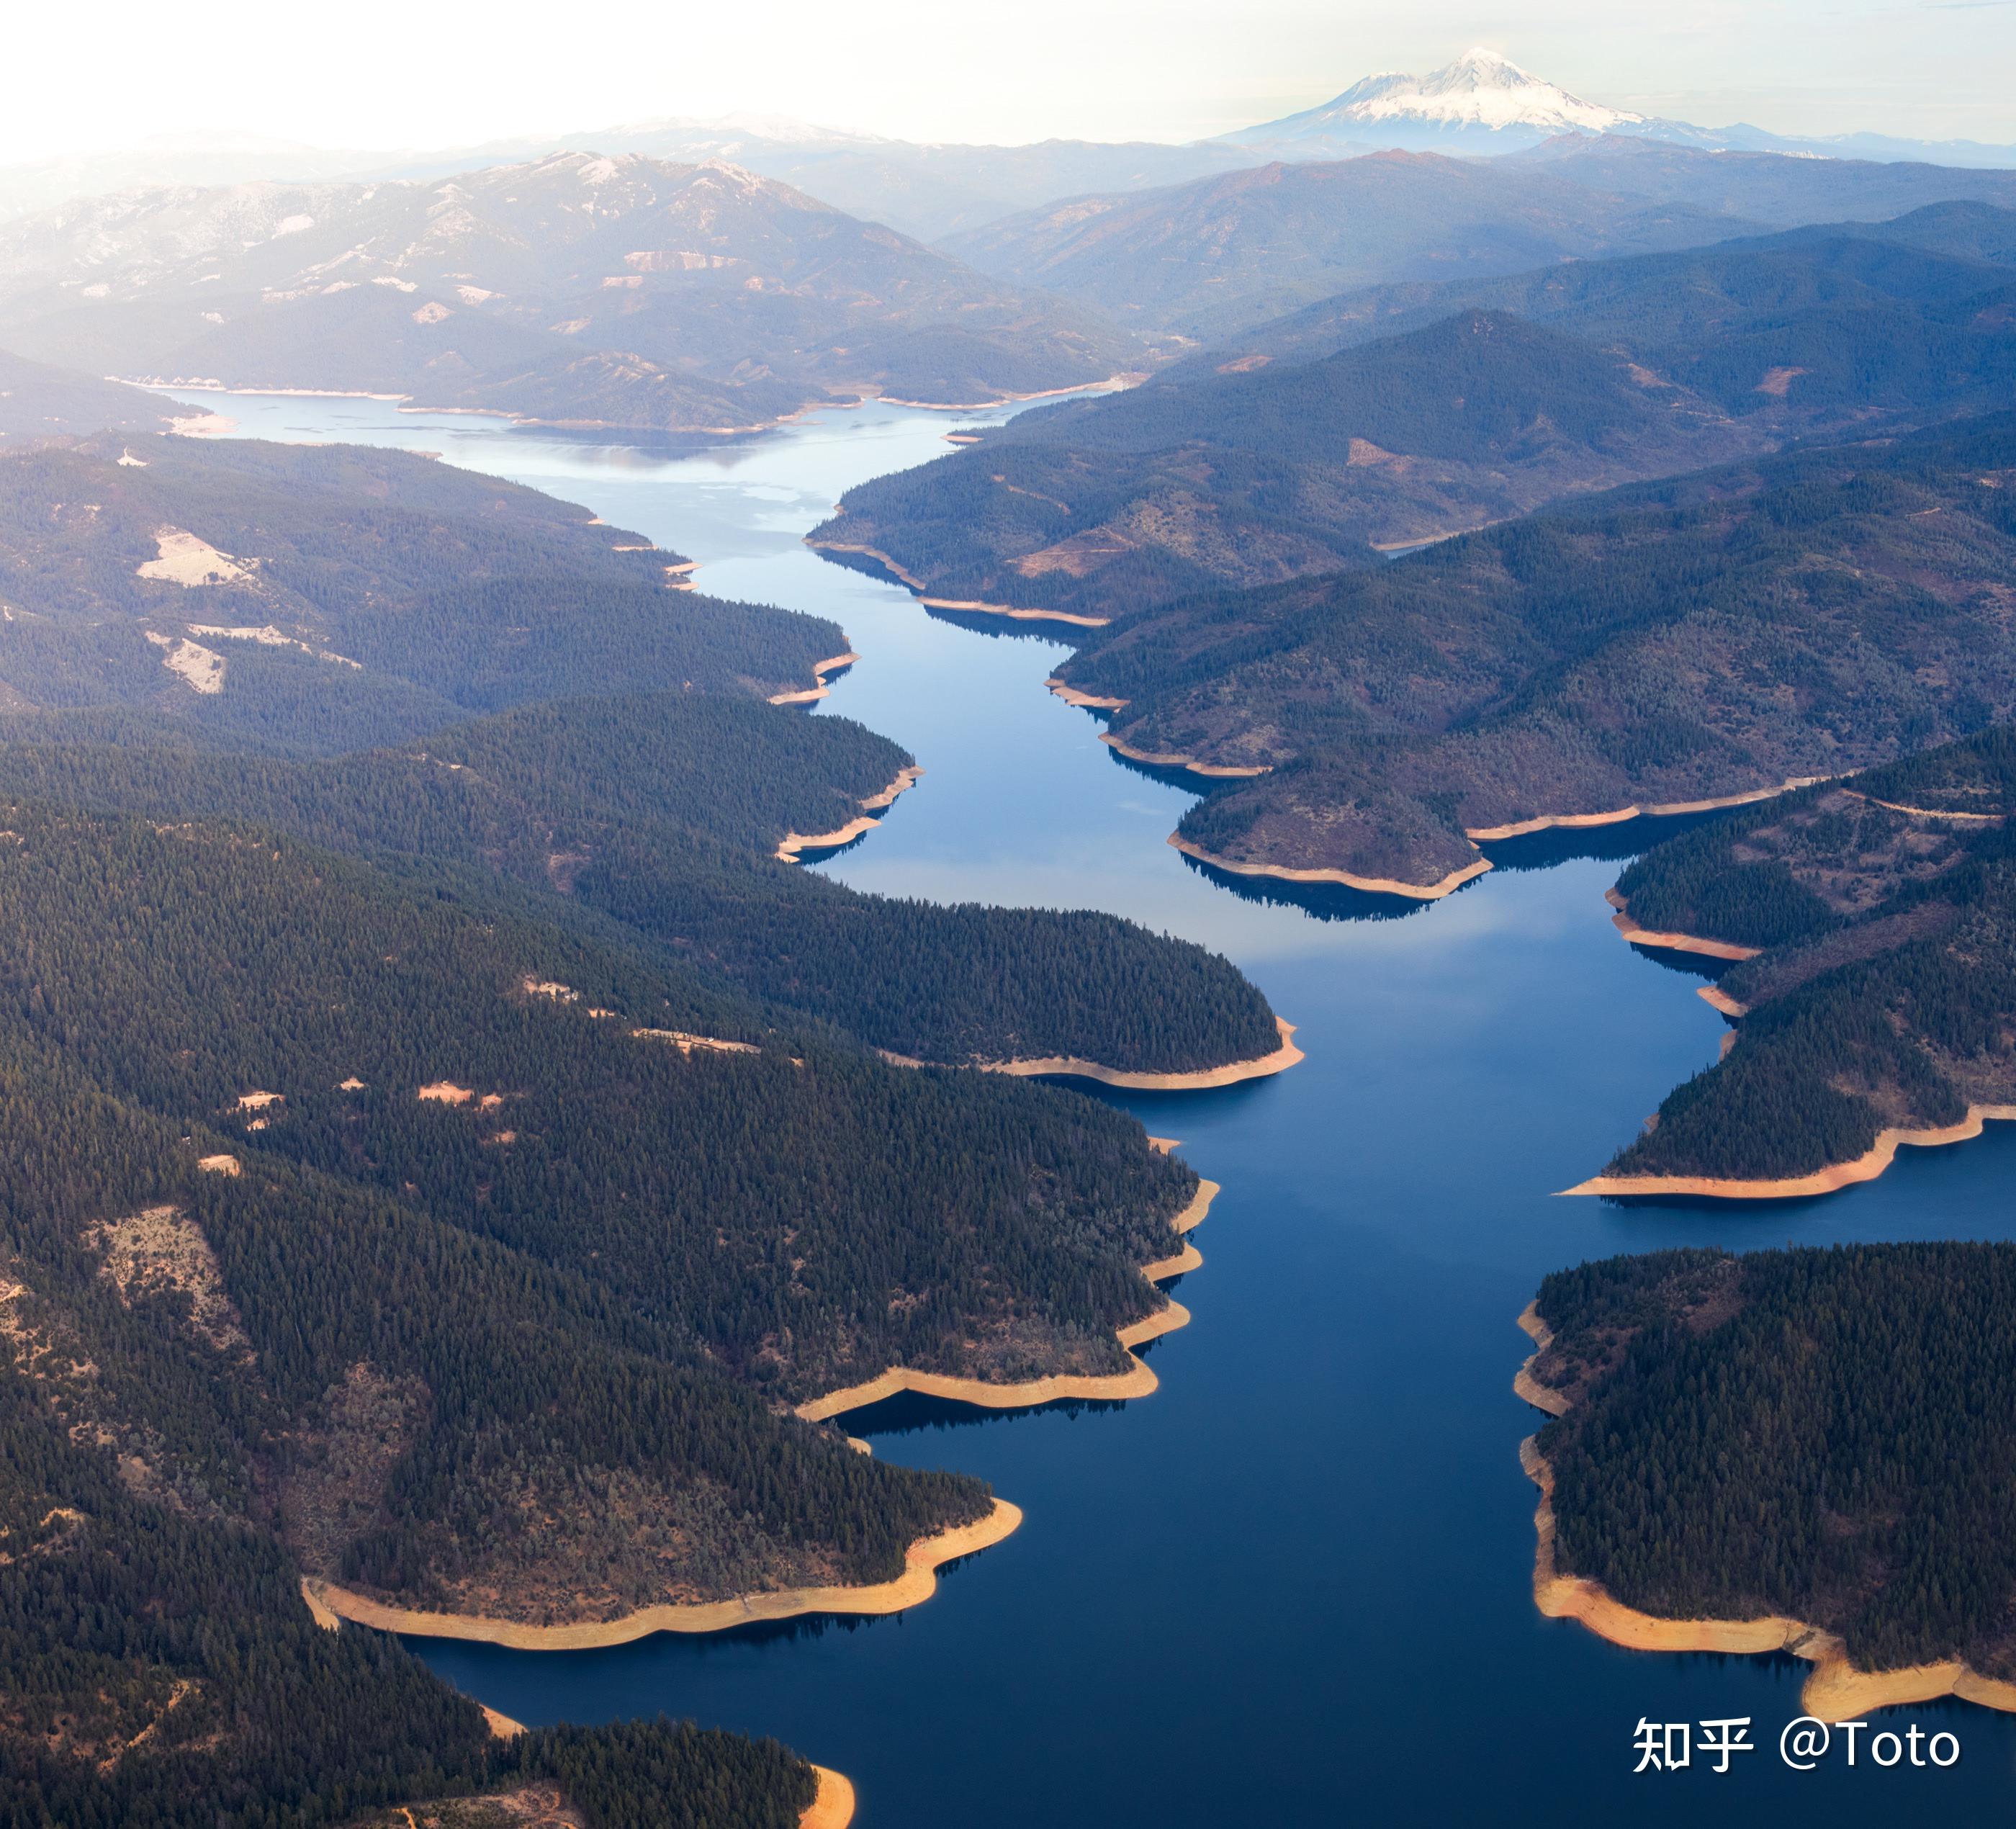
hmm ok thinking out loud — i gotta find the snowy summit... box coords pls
[1225,48,1647,153]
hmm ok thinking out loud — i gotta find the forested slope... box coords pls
[0,1376,818,1828]
[1583,726,2016,1185]
[937,152,1763,340]
[0,692,1282,1074]
[1214,205,2016,374]
[1039,414,2016,893]
[0,434,855,748]
[0,804,1200,1407]
[0,347,184,444]
[0,153,1137,433]
[811,311,1765,619]
[1528,1244,2016,1683]
[812,217,2016,621]
[0,798,1218,1645]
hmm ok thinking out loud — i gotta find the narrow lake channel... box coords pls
[181,389,2016,1825]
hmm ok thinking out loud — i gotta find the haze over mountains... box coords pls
[815,206,2016,619]
[945,143,2016,341]
[0,152,1133,431]
[5,49,2012,243]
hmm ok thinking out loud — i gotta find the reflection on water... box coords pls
[1475,805,1727,873]
[837,1390,1137,1438]
[1174,850,1444,925]
[916,603,1063,644]
[176,389,2016,1829]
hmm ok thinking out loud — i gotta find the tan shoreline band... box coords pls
[300,1154,1226,1647]
[878,1015,1302,1092]
[803,539,1107,626]
[768,651,863,707]
[1158,772,1832,901]
[1603,890,1762,961]
[872,372,1137,412]
[1101,735,1269,779]
[1562,1105,2016,1202]
[301,1498,1023,1650]
[1168,835,1492,901]
[796,1172,1222,1421]
[801,1766,856,1829]
[775,765,924,863]
[1046,677,1129,711]
[1513,1306,2016,1720]
[1465,775,1831,842]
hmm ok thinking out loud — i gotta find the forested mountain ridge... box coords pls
[1211,205,2016,383]
[0,799,1200,1617]
[0,153,1138,432]
[0,433,853,748]
[1040,414,2016,894]
[0,691,1284,1075]
[811,310,1770,620]
[0,1340,824,1829]
[1506,135,2016,232]
[0,346,185,444]
[1579,726,2016,1187]
[814,218,2016,621]
[1527,1245,2016,1694]
[937,151,1764,342]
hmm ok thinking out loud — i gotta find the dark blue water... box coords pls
[181,391,2016,1824]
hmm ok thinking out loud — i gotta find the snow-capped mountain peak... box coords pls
[1348,48,1642,132]
[1225,48,1645,150]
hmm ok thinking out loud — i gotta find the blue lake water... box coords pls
[178,389,2016,1824]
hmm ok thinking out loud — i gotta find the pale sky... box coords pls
[6,0,2014,163]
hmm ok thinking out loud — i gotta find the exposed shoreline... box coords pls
[1513,1309,2016,1719]
[880,1015,1303,1092]
[1138,773,1832,902]
[795,1170,1221,1422]
[1603,889,1762,961]
[871,372,1137,412]
[148,372,1129,447]
[300,1498,1023,1649]
[1102,734,1269,780]
[150,376,842,441]
[1698,984,1748,1019]
[1046,677,1129,711]
[1168,835,1493,902]
[1561,1103,2016,1201]
[803,1766,856,1829]
[1465,775,1830,842]
[768,650,863,707]
[1511,1301,1570,1418]
[775,765,923,862]
[804,537,1108,627]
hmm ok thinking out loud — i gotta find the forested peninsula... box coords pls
[0,693,1284,1079]
[1573,724,2016,1193]
[0,423,1289,1822]
[1521,1246,2016,1719]
[1066,413,2016,894]
[0,433,1282,1078]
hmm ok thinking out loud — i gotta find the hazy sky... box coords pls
[8,0,2015,161]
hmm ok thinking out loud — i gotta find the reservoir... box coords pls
[177,388,2016,1825]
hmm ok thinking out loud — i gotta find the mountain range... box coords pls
[943,143,2016,341]
[1086,413,2016,894]
[0,152,1133,431]
[3,50,2009,245]
[1218,48,2016,164]
[811,207,2016,619]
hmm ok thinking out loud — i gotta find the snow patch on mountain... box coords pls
[1228,48,1644,148]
